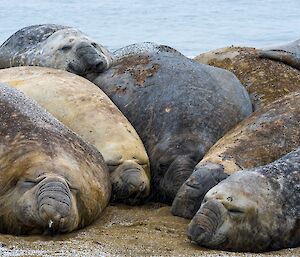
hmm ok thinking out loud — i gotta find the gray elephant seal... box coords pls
[187,147,300,252]
[92,42,252,203]
[194,46,300,110]
[0,24,114,77]
[0,66,150,204]
[0,83,111,235]
[259,39,300,71]
[172,91,300,218]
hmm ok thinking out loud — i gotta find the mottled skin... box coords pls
[0,24,114,77]
[0,66,150,204]
[91,42,252,203]
[172,92,300,218]
[0,83,111,235]
[194,46,300,110]
[259,39,300,71]
[188,147,300,252]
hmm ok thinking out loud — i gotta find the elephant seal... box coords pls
[91,42,252,203]
[0,24,114,77]
[259,39,300,71]
[172,91,300,218]
[0,66,150,204]
[0,83,111,235]
[194,46,300,110]
[187,147,300,252]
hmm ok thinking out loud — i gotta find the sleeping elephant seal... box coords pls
[187,147,300,252]
[0,24,114,77]
[194,46,300,110]
[0,66,150,204]
[0,83,111,235]
[172,91,300,218]
[91,42,252,203]
[259,39,300,71]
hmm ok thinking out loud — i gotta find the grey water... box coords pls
[0,0,299,57]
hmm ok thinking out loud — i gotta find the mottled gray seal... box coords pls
[194,46,300,110]
[0,83,111,235]
[187,147,300,252]
[91,42,252,203]
[0,24,114,77]
[172,91,300,218]
[259,39,300,71]
[0,66,150,204]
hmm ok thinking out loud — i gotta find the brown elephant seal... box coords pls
[0,66,150,204]
[91,42,252,203]
[0,24,114,77]
[172,91,300,218]
[0,83,111,235]
[194,46,300,110]
[259,39,300,71]
[187,147,300,252]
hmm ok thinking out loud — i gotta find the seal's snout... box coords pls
[187,199,226,246]
[75,42,108,73]
[172,162,228,218]
[110,161,150,204]
[37,177,72,233]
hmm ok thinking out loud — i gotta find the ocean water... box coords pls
[0,0,299,57]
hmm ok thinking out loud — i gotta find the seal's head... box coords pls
[187,171,286,252]
[0,150,106,235]
[108,158,150,205]
[34,28,114,76]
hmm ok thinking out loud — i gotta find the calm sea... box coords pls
[0,0,300,57]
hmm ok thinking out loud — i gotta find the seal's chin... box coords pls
[110,161,150,204]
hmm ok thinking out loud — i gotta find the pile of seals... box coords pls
[0,24,299,253]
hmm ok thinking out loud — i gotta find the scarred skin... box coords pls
[0,24,114,77]
[187,147,300,252]
[0,83,111,235]
[91,42,252,203]
[172,92,300,218]
[0,66,151,204]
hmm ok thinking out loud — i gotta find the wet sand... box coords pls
[0,203,299,256]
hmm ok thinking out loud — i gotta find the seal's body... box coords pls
[0,83,111,235]
[92,42,252,203]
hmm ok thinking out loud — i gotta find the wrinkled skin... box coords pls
[0,83,111,235]
[92,42,252,203]
[0,24,114,77]
[187,147,300,252]
[259,39,300,71]
[0,66,150,204]
[172,91,300,218]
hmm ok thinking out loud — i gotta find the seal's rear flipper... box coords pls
[171,163,228,219]
[258,38,300,71]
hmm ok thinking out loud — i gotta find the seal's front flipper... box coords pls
[171,163,228,219]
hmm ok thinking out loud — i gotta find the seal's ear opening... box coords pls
[171,162,228,219]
